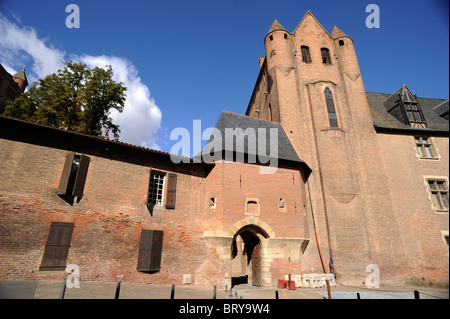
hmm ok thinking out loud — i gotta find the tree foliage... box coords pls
[3,61,127,140]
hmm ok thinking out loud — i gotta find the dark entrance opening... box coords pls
[231,225,267,287]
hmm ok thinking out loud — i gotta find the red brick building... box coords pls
[0,65,28,113]
[0,12,448,287]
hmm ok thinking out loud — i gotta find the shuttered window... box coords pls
[148,171,165,206]
[57,152,90,197]
[137,230,164,272]
[40,222,74,271]
[147,171,177,210]
[165,173,177,209]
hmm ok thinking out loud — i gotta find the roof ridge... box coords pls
[293,11,331,37]
[432,99,450,109]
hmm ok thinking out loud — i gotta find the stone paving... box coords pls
[0,280,448,299]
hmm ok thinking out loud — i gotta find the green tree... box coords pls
[3,61,126,140]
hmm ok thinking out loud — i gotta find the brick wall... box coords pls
[0,130,215,285]
[0,118,313,287]
[375,133,449,285]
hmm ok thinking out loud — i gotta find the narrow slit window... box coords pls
[325,87,338,127]
[278,198,285,209]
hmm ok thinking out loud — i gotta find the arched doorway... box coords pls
[231,225,268,287]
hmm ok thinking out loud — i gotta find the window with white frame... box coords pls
[415,137,438,159]
[426,179,449,211]
[148,172,165,206]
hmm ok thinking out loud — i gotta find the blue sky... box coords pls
[0,0,448,153]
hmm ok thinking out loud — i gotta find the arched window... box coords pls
[321,48,331,64]
[325,88,338,127]
[301,46,311,63]
[268,104,272,121]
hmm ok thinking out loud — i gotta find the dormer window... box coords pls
[401,88,426,127]
[404,102,425,124]
[383,85,427,128]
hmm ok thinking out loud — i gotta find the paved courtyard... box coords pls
[0,280,448,299]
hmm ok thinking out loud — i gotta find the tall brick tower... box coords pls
[247,12,406,285]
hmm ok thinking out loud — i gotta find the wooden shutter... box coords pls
[40,222,74,271]
[57,153,75,195]
[72,155,90,197]
[137,230,164,272]
[165,173,177,209]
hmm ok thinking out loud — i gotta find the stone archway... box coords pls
[231,224,269,287]
[203,217,309,288]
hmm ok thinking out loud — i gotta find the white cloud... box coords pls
[0,14,162,149]
[0,14,65,81]
[76,54,162,149]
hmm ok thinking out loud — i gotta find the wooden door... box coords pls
[251,243,262,287]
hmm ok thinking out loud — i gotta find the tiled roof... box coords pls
[366,92,449,132]
[197,111,309,168]
[0,114,206,165]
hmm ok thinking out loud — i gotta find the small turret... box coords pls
[331,26,361,81]
[264,20,293,72]
[13,65,28,92]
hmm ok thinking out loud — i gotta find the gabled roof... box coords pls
[382,84,416,113]
[196,111,310,170]
[293,11,331,37]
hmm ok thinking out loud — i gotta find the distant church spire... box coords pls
[12,65,28,92]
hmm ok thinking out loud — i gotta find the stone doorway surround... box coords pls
[203,216,310,287]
